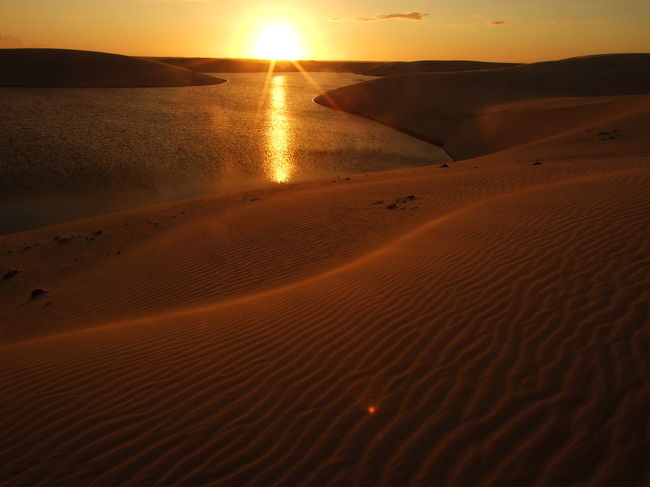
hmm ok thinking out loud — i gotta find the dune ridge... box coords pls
[1,54,649,486]
[316,53,650,159]
[0,49,225,87]
[152,57,519,76]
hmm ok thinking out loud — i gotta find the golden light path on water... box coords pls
[265,75,293,183]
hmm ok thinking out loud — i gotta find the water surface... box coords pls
[0,72,449,233]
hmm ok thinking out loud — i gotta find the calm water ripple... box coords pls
[0,72,449,233]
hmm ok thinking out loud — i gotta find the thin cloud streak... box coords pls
[330,12,429,22]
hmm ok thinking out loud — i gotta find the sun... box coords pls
[253,24,302,60]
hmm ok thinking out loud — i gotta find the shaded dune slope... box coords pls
[316,53,650,159]
[360,59,519,76]
[0,49,225,87]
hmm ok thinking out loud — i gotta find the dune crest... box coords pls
[0,48,225,87]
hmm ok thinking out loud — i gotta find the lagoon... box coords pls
[0,72,449,233]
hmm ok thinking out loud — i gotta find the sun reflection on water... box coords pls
[265,75,293,183]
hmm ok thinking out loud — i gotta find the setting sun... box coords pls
[253,24,302,60]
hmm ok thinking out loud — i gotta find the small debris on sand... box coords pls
[596,130,619,141]
[440,163,449,168]
[30,288,48,299]
[384,195,419,210]
[531,161,543,166]
[54,236,74,244]
[3,270,19,280]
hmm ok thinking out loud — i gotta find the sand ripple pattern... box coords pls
[1,170,649,486]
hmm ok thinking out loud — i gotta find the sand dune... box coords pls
[0,49,225,87]
[316,53,650,159]
[1,55,649,485]
[151,57,377,74]
[152,57,517,76]
[358,59,519,76]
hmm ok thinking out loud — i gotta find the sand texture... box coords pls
[1,54,649,486]
[0,49,225,87]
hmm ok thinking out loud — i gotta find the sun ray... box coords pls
[290,59,371,143]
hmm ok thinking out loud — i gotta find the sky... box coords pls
[1,0,649,62]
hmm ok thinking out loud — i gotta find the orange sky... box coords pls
[1,1,649,62]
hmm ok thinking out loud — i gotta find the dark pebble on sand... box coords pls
[3,270,19,280]
[386,204,398,210]
[440,163,449,168]
[531,161,543,165]
[30,288,48,299]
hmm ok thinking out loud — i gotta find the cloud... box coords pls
[487,20,505,26]
[0,33,23,47]
[330,12,429,22]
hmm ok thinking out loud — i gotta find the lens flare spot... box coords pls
[368,406,377,414]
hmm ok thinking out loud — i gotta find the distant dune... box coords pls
[152,57,518,75]
[316,53,650,159]
[0,49,225,87]
[359,60,520,76]
[152,57,382,74]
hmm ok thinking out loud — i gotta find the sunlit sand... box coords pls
[1,51,649,486]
